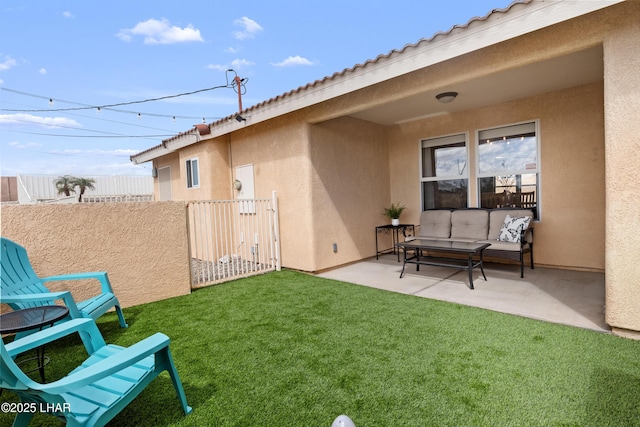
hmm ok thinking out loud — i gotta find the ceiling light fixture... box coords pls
[435,91,458,103]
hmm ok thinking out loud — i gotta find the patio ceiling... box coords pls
[349,45,604,126]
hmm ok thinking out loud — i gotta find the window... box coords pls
[186,158,199,188]
[420,134,468,210]
[477,121,539,218]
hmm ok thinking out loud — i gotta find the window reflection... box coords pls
[421,135,468,210]
[423,180,468,209]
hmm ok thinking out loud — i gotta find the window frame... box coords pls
[475,120,541,219]
[419,132,470,211]
[185,157,200,189]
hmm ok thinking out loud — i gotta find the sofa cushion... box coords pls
[417,210,452,238]
[451,209,489,240]
[488,209,534,240]
[498,214,532,243]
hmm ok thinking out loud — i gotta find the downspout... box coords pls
[228,133,234,199]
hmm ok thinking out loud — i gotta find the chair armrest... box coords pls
[42,271,114,295]
[1,291,82,319]
[521,226,534,245]
[5,318,106,357]
[39,333,171,394]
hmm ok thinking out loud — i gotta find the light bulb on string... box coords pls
[137,113,141,120]
[49,98,53,106]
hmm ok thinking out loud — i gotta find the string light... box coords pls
[0,82,236,121]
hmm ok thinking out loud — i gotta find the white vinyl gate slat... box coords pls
[187,191,280,287]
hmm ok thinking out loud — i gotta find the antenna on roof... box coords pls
[226,69,246,114]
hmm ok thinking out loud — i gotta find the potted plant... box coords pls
[383,202,406,226]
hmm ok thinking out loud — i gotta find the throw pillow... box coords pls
[497,215,531,243]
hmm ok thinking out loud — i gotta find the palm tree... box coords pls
[71,177,96,202]
[54,175,76,197]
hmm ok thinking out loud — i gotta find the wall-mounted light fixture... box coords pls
[435,91,458,103]
[235,114,246,122]
[233,179,242,191]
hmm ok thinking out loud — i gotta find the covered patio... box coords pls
[318,255,608,333]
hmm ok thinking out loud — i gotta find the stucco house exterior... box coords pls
[131,1,640,336]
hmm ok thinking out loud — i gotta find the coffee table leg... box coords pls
[479,251,487,281]
[400,250,407,278]
[468,255,474,290]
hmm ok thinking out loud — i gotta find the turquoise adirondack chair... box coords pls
[1,318,192,426]
[0,237,127,329]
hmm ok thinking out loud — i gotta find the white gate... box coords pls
[187,191,281,287]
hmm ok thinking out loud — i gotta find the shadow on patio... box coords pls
[318,254,609,333]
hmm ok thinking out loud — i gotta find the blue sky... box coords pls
[0,0,512,177]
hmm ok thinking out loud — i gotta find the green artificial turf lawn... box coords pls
[2,269,640,426]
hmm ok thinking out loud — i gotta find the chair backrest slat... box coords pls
[1,238,52,310]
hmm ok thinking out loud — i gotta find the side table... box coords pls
[375,224,415,262]
[0,305,70,382]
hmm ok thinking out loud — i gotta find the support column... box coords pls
[603,7,640,337]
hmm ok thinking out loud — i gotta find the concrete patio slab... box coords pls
[317,255,608,333]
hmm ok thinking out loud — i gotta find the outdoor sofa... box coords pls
[406,208,534,277]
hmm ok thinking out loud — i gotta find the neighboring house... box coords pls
[0,176,18,203]
[14,174,154,204]
[131,1,640,335]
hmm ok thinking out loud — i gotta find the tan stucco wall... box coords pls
[603,3,640,334]
[226,113,315,271]
[154,137,232,201]
[1,202,190,310]
[389,82,606,271]
[309,116,390,271]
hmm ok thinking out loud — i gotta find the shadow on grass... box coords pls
[102,377,211,427]
[585,368,640,425]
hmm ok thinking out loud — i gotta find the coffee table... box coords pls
[395,239,492,289]
[0,305,70,382]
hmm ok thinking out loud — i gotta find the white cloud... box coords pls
[39,67,47,74]
[271,55,315,67]
[116,18,204,44]
[233,17,263,40]
[0,113,80,128]
[0,55,17,71]
[62,11,73,18]
[225,46,240,54]
[8,141,42,149]
[207,64,229,72]
[207,59,254,72]
[231,58,255,69]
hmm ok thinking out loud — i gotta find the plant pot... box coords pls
[391,218,400,226]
